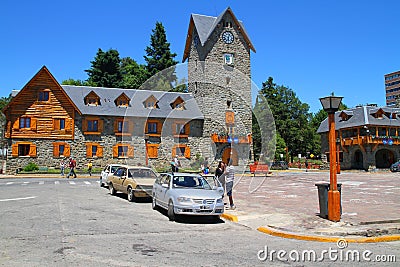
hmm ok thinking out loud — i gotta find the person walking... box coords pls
[60,159,65,177]
[225,159,235,210]
[67,157,77,179]
[87,160,93,176]
[173,156,181,172]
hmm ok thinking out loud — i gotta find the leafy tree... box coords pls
[143,22,178,91]
[0,94,12,112]
[85,48,122,88]
[260,77,313,162]
[61,78,88,86]
[252,92,276,163]
[120,57,148,89]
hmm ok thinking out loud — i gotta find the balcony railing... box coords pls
[210,133,252,144]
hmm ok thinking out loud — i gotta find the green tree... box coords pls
[310,102,349,156]
[120,57,149,89]
[143,22,178,91]
[260,77,313,162]
[61,78,88,86]
[85,48,122,88]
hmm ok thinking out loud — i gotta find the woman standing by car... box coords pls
[215,161,226,196]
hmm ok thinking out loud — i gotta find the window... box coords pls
[143,95,159,109]
[19,144,30,156]
[171,97,185,110]
[38,91,49,101]
[172,144,191,159]
[118,146,128,157]
[117,121,129,133]
[113,144,134,158]
[11,142,36,157]
[148,122,157,133]
[53,142,71,158]
[114,93,130,107]
[83,117,103,134]
[19,117,31,129]
[54,118,66,130]
[173,122,190,136]
[88,120,98,131]
[84,91,101,106]
[224,53,234,65]
[86,143,103,158]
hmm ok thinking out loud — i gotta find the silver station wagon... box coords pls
[152,173,224,221]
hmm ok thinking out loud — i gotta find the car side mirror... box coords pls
[162,183,169,188]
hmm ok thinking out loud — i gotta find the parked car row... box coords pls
[100,164,225,221]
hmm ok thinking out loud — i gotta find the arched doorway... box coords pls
[352,150,364,169]
[222,147,238,166]
[375,149,394,168]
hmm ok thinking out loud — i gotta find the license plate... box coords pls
[200,205,210,209]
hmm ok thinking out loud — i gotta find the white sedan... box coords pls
[152,173,224,221]
[99,164,125,187]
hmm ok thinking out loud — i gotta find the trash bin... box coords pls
[315,182,342,219]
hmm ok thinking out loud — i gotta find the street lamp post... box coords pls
[144,134,149,166]
[320,94,343,222]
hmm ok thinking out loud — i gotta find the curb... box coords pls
[257,226,400,243]
[221,213,238,223]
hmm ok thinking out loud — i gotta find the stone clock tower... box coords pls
[182,7,256,165]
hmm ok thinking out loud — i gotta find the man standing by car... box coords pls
[225,159,235,210]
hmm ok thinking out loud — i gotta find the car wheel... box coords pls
[109,183,116,195]
[100,178,104,187]
[127,187,135,202]
[168,200,176,221]
[152,195,157,210]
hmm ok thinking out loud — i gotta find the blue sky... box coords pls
[1,0,399,113]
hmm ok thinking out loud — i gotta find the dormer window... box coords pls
[171,96,185,110]
[84,91,101,106]
[143,95,159,109]
[114,93,130,107]
[339,111,353,121]
[38,89,50,101]
[372,109,384,119]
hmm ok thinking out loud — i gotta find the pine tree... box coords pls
[143,22,178,91]
[85,48,122,88]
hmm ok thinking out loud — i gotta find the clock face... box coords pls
[222,31,234,44]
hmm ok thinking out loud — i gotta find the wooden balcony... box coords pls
[210,133,252,144]
[341,135,400,151]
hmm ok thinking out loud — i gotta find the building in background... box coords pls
[2,7,254,174]
[318,104,400,170]
[385,70,400,106]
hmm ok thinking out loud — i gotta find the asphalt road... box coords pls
[0,178,398,266]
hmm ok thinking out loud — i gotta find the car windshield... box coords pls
[128,168,157,179]
[172,176,212,189]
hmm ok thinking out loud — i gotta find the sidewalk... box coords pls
[222,170,400,242]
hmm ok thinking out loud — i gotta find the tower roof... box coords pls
[182,7,256,62]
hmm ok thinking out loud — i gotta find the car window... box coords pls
[173,176,211,189]
[128,168,157,179]
[111,165,120,173]
[114,168,126,177]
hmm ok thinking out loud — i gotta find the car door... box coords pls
[158,174,171,208]
[113,167,127,191]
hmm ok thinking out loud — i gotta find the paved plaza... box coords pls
[225,169,400,237]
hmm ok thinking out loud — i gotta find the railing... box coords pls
[210,133,252,144]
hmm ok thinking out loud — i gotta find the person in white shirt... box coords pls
[225,159,236,210]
